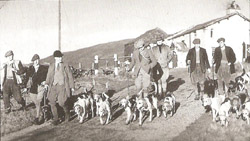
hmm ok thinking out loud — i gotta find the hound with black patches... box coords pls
[94,92,112,125]
[231,93,248,118]
[242,101,250,125]
[135,87,159,126]
[218,98,232,127]
[119,97,137,125]
[162,93,176,118]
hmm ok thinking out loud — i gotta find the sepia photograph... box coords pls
[0,0,250,140]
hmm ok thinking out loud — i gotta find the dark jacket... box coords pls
[25,65,48,94]
[186,47,210,73]
[213,46,236,74]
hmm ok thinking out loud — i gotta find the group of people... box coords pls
[1,50,74,125]
[186,37,236,100]
[0,36,237,126]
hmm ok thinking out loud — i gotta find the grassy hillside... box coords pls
[41,39,133,68]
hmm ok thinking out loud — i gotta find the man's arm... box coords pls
[148,49,157,69]
[204,49,211,69]
[186,49,191,65]
[16,61,25,75]
[128,53,135,71]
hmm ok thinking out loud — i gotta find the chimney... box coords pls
[226,1,241,14]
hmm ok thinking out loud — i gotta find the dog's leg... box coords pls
[152,96,160,117]
[96,103,99,116]
[133,109,137,121]
[247,117,250,125]
[91,99,94,118]
[100,116,104,125]
[126,108,131,125]
[139,110,143,126]
[145,98,152,122]
[163,110,167,118]
[212,109,216,122]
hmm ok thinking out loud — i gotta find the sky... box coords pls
[0,0,249,64]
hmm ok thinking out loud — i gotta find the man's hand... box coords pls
[207,68,211,73]
[187,60,191,65]
[11,68,17,73]
[228,63,231,66]
[41,81,46,86]
[44,84,49,90]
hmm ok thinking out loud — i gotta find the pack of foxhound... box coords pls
[73,69,250,127]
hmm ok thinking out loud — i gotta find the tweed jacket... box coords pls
[213,46,236,74]
[45,62,74,98]
[129,48,157,76]
[186,47,210,73]
[1,60,25,86]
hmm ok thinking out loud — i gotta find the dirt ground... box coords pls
[2,68,250,141]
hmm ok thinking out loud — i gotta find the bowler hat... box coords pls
[134,39,144,49]
[31,54,40,61]
[5,50,14,57]
[193,38,201,44]
[217,37,225,43]
[53,50,63,57]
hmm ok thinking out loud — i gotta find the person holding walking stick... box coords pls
[186,38,211,100]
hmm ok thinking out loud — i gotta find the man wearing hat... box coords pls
[1,50,26,114]
[44,50,74,125]
[186,38,211,100]
[213,37,236,96]
[25,54,48,125]
[152,37,173,98]
[127,39,159,117]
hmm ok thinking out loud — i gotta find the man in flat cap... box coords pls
[151,37,173,99]
[186,38,211,100]
[1,50,26,114]
[25,54,48,125]
[213,37,236,97]
[44,50,74,125]
[127,39,159,117]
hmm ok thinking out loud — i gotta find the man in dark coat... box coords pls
[45,50,74,125]
[186,38,211,100]
[213,37,236,96]
[25,54,48,125]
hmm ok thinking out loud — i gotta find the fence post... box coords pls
[79,62,82,69]
[114,54,118,76]
[94,55,99,75]
[106,60,109,69]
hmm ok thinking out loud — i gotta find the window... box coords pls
[210,29,213,38]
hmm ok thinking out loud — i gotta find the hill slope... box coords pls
[41,39,132,68]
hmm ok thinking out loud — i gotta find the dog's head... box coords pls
[136,97,146,110]
[74,103,82,116]
[219,113,228,127]
[98,103,107,117]
[232,97,240,111]
[202,96,212,107]
[163,101,173,112]
[94,94,101,102]
[242,109,249,120]
[119,98,131,108]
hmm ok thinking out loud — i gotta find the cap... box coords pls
[53,50,63,57]
[193,38,201,44]
[5,50,14,57]
[31,54,40,61]
[217,37,225,43]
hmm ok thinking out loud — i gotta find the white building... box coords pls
[167,10,250,67]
